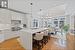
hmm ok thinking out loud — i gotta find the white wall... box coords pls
[8,0,32,13]
[65,0,75,15]
[0,9,11,24]
[49,5,65,17]
[70,15,74,30]
[0,8,29,28]
[25,14,32,28]
[65,0,75,31]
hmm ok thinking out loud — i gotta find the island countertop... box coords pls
[0,28,49,50]
[19,28,49,50]
[20,28,48,34]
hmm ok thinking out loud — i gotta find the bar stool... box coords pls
[33,32,44,50]
[46,30,51,40]
[33,33,37,48]
[43,30,48,45]
[40,32,44,48]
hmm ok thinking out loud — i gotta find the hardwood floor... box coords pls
[0,33,74,50]
[42,38,67,50]
[0,37,25,50]
[33,33,75,50]
[67,33,75,50]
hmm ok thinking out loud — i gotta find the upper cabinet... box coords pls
[0,9,11,24]
[11,12,24,20]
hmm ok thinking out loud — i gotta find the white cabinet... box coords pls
[11,11,26,27]
[0,9,11,24]
[11,12,23,20]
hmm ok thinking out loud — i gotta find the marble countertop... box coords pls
[0,28,48,50]
[20,28,48,34]
[0,28,48,42]
[0,24,11,31]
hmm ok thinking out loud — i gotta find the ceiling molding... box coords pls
[1,8,29,14]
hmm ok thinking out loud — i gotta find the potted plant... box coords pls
[63,24,69,33]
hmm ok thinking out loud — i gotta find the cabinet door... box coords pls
[0,9,11,24]
[11,12,23,20]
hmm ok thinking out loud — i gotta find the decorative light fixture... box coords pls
[30,2,33,28]
[30,2,33,17]
[0,0,8,8]
[40,9,42,11]
[30,3,33,5]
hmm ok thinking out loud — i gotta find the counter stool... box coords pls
[43,36,48,45]
[43,30,49,45]
[48,32,51,40]
[33,34,38,48]
[33,32,44,50]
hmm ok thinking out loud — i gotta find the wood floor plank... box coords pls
[33,33,75,50]
[0,37,25,50]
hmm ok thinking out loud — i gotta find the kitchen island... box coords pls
[19,28,48,50]
[0,27,48,50]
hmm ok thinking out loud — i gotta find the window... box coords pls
[33,19,38,28]
[54,21,58,27]
[59,21,64,28]
[44,21,47,27]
